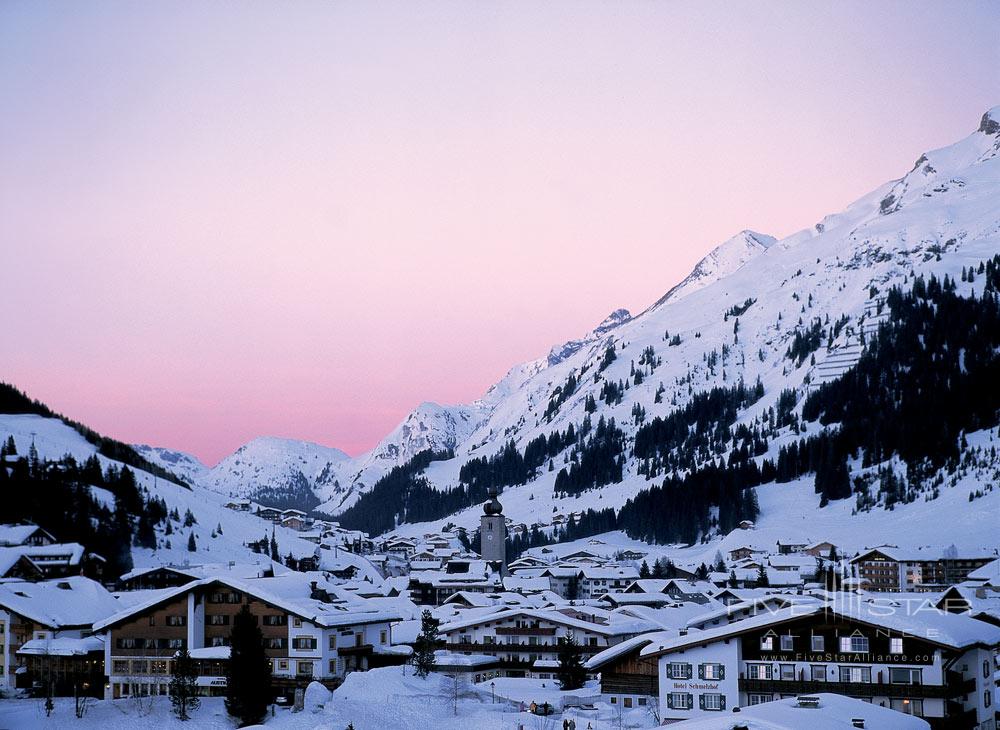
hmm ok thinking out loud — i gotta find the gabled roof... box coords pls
[641,600,1000,657]
[0,577,120,628]
[440,607,656,637]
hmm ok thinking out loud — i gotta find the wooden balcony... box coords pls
[739,677,956,699]
[495,627,557,636]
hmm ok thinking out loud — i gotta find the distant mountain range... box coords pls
[137,106,1000,539]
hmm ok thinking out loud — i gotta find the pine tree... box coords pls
[225,604,271,725]
[187,532,197,552]
[169,648,201,720]
[638,560,651,578]
[556,632,587,690]
[413,609,439,678]
[755,564,769,588]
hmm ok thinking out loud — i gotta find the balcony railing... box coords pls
[495,627,557,636]
[445,641,597,654]
[738,677,954,699]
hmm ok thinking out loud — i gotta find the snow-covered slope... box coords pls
[203,436,352,509]
[148,105,1000,545]
[651,229,777,307]
[375,104,1000,536]
[0,414,326,568]
[134,444,209,486]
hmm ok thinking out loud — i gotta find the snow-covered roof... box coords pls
[642,600,1000,657]
[669,692,929,729]
[17,635,104,656]
[187,646,231,660]
[0,524,53,547]
[0,577,120,628]
[440,607,656,637]
[95,573,405,631]
[585,631,674,670]
[433,650,499,668]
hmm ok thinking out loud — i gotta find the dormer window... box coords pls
[760,635,774,651]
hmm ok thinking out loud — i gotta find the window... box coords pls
[889,698,923,716]
[296,661,313,676]
[748,693,773,706]
[701,693,725,711]
[889,637,903,654]
[623,697,632,708]
[166,615,186,627]
[838,666,872,683]
[132,661,148,674]
[328,635,337,650]
[380,631,387,645]
[208,615,229,626]
[266,637,286,650]
[811,635,824,652]
[277,660,288,671]
[638,697,647,706]
[779,664,795,681]
[150,661,168,674]
[148,616,155,627]
[839,635,868,653]
[889,668,922,685]
[760,635,774,650]
[746,664,772,680]
[293,636,317,650]
[810,665,827,681]
[668,662,692,679]
[210,636,230,647]
[701,663,725,680]
[780,635,794,651]
[329,659,337,674]
[167,638,185,649]
[113,660,129,674]
[667,693,692,710]
[263,615,287,626]
[293,617,302,628]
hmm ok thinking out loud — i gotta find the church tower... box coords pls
[480,487,507,576]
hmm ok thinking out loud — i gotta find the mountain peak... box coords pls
[979,106,1000,135]
[547,308,631,366]
[652,229,777,308]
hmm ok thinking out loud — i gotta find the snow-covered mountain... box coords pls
[650,229,777,307]
[152,105,1000,542]
[134,444,209,486]
[202,436,352,509]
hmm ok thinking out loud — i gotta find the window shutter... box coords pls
[698,664,705,679]
[720,695,727,710]
[685,663,693,679]
[667,694,674,709]
[718,664,726,680]
[699,694,706,710]
[686,693,693,709]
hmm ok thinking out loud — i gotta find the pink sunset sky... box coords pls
[1,2,998,465]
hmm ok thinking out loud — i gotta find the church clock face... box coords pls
[486,534,493,541]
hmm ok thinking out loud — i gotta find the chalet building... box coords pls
[93,575,403,701]
[438,608,655,678]
[0,542,104,581]
[0,524,56,548]
[585,633,671,710]
[579,567,640,599]
[639,602,1000,728]
[851,548,996,593]
[256,506,283,522]
[935,585,1000,628]
[729,546,764,562]
[776,540,811,555]
[224,500,251,512]
[0,577,120,697]
[804,541,839,558]
[408,560,501,605]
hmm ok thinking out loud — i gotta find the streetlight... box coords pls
[490,680,495,704]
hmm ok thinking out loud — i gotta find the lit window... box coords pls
[889,637,903,654]
[760,635,774,650]
[811,635,824,652]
